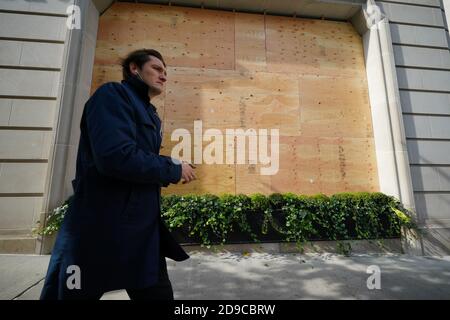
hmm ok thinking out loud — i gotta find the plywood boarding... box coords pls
[235,13,267,72]
[265,16,366,78]
[163,67,300,135]
[92,3,379,196]
[95,3,234,70]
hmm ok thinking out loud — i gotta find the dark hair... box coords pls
[120,49,166,80]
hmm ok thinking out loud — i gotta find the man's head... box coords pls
[121,49,167,98]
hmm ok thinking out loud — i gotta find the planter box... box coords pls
[181,238,403,255]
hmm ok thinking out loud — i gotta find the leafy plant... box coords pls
[34,196,73,236]
[38,192,416,252]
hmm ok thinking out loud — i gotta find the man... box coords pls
[40,49,196,300]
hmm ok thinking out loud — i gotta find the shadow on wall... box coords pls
[406,141,450,256]
[420,227,450,256]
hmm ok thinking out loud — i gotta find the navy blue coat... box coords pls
[40,76,189,299]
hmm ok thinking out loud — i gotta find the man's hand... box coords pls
[181,162,196,184]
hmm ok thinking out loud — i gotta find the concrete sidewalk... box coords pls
[1,252,450,300]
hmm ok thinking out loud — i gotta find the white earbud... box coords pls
[135,71,144,81]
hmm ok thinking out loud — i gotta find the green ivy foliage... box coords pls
[37,192,416,250]
[34,197,71,236]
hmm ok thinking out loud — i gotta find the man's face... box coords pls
[130,56,167,98]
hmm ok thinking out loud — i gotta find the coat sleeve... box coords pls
[85,83,182,185]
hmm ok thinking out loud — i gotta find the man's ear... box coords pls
[129,62,138,75]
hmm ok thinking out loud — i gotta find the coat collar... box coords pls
[122,76,158,113]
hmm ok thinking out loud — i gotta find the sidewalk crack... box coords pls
[12,277,45,300]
